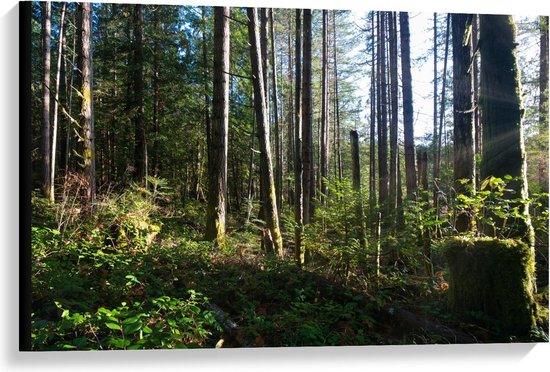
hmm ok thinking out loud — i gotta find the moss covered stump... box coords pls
[444,238,536,335]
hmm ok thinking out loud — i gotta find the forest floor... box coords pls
[30,195,549,350]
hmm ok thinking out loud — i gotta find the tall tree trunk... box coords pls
[388,12,399,228]
[369,11,377,219]
[472,15,482,186]
[480,15,534,249]
[433,13,438,180]
[247,7,283,257]
[205,7,230,246]
[377,12,389,212]
[294,9,304,266]
[302,9,314,225]
[269,9,283,214]
[333,11,342,182]
[452,14,476,233]
[77,2,95,209]
[41,1,52,200]
[202,6,212,170]
[50,2,67,202]
[320,9,330,205]
[287,14,295,207]
[132,4,146,182]
[152,7,161,177]
[351,130,367,249]
[540,16,549,130]
[399,12,417,195]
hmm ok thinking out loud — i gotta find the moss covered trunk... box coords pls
[247,7,283,257]
[445,238,536,335]
[479,15,534,248]
[205,7,230,245]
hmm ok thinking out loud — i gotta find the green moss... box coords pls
[444,237,536,335]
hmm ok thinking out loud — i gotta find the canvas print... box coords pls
[24,0,549,350]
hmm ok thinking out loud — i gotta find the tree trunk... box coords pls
[294,9,304,266]
[377,12,389,212]
[320,9,330,205]
[152,7,161,177]
[333,11,343,183]
[452,14,476,233]
[205,7,230,246]
[369,11,377,220]
[350,130,367,249]
[287,14,295,207]
[41,1,52,200]
[388,12,399,229]
[77,2,95,209]
[399,12,417,196]
[247,7,283,257]
[540,16,549,130]
[49,2,67,202]
[132,4,146,182]
[269,9,283,215]
[472,15,482,187]
[302,9,314,225]
[479,15,534,249]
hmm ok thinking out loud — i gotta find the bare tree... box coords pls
[205,7,230,246]
[41,1,52,200]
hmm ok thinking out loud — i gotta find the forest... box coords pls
[25,1,549,350]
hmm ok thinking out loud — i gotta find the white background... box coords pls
[1,0,549,371]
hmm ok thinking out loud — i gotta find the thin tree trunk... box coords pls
[132,4,146,182]
[269,9,283,215]
[205,7,230,245]
[399,12,417,195]
[388,12,399,229]
[50,2,67,202]
[77,2,95,209]
[472,15,482,186]
[333,11,342,183]
[540,16,549,130]
[433,13,438,182]
[452,14,476,233]
[377,12,389,212]
[369,11,377,219]
[350,129,367,249]
[152,7,161,177]
[246,94,256,224]
[41,1,52,200]
[294,9,304,266]
[287,14,294,207]
[302,8,314,225]
[247,7,283,257]
[320,9,330,205]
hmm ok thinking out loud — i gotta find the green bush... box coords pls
[444,237,536,335]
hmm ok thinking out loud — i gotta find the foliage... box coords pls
[32,291,222,350]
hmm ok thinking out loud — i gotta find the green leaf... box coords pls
[124,321,143,334]
[122,316,141,325]
[105,322,121,330]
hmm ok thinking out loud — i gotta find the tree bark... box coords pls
[333,11,343,183]
[351,130,367,248]
[369,11,377,219]
[247,7,283,257]
[205,7,230,245]
[452,14,476,233]
[388,12,399,228]
[50,2,67,202]
[480,15,534,249]
[399,12,417,196]
[302,9,314,225]
[269,9,283,214]
[540,16,549,130]
[294,9,304,266]
[41,1,52,200]
[77,2,95,209]
[132,4,146,182]
[320,10,330,205]
[377,12,389,211]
